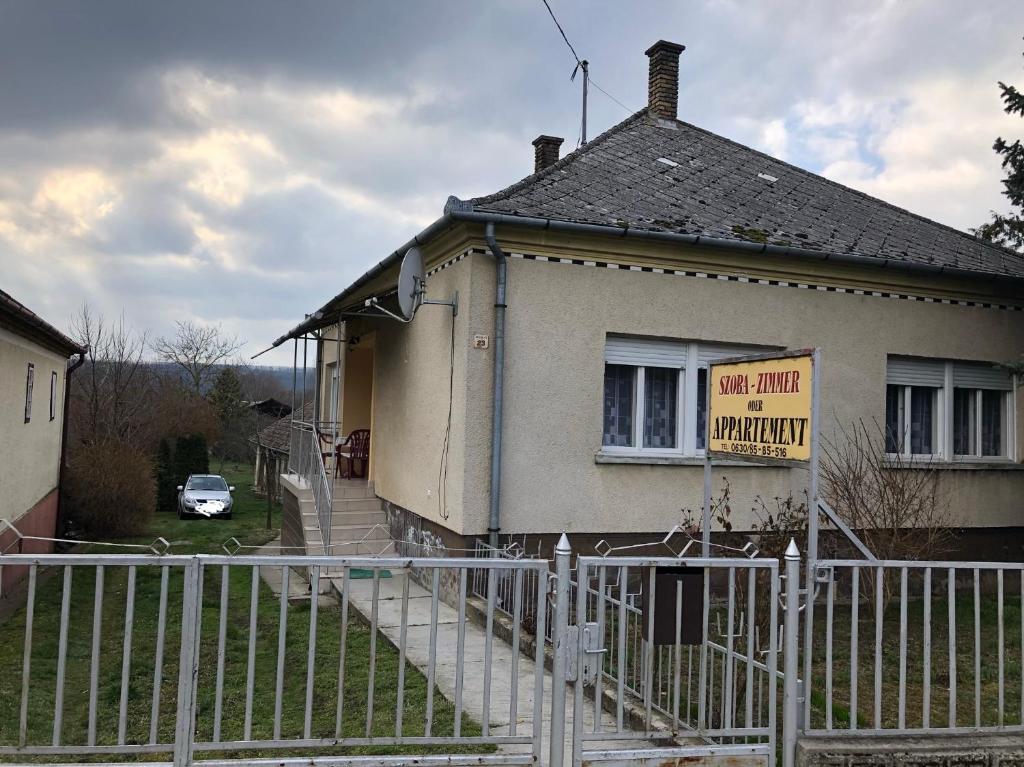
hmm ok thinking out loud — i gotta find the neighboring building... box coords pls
[250,401,311,498]
[248,397,292,419]
[272,41,1024,559]
[0,289,84,592]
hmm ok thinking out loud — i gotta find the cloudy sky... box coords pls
[1,1,1021,365]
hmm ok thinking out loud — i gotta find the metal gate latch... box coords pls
[581,622,607,686]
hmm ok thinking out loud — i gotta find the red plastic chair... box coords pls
[335,429,370,479]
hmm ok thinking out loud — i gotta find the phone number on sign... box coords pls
[717,442,789,459]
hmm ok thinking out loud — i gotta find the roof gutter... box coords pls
[447,210,1024,289]
[272,204,1022,348]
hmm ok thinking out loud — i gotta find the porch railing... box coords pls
[288,420,333,552]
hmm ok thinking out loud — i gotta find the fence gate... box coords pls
[563,554,781,767]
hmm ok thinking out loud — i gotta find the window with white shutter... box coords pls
[602,336,770,457]
[885,356,1014,460]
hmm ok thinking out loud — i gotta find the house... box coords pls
[271,41,1024,560]
[0,289,85,592]
[248,397,292,419]
[250,400,310,499]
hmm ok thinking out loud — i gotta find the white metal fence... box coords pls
[804,558,1024,736]
[0,552,550,767]
[5,540,1021,767]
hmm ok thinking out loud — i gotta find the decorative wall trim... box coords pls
[436,247,1023,313]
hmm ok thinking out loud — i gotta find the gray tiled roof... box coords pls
[0,287,84,355]
[471,110,1024,279]
[252,401,313,453]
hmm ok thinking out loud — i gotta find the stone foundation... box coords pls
[0,488,58,598]
[797,734,1024,766]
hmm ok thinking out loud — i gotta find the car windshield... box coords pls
[187,476,228,492]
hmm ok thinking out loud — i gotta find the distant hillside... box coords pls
[145,361,315,397]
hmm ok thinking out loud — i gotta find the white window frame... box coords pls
[886,357,1015,462]
[602,339,766,459]
[951,387,1013,460]
[885,383,944,461]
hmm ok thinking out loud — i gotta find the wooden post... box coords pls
[265,458,274,530]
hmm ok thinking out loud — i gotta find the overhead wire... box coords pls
[537,0,637,141]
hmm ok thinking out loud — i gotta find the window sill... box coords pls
[595,451,774,468]
[883,458,1024,471]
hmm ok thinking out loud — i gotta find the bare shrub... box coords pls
[822,420,952,561]
[823,419,952,605]
[748,490,810,561]
[65,439,156,538]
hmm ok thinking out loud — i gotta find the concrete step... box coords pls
[307,523,391,541]
[331,510,386,526]
[332,480,375,499]
[331,497,383,512]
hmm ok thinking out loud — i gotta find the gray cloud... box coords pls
[0,0,1021,365]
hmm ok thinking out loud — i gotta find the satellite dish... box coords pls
[398,246,425,320]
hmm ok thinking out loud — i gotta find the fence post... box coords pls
[782,539,801,767]
[549,533,572,767]
[173,558,201,767]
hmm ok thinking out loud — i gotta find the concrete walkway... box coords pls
[255,537,334,606]
[331,569,651,766]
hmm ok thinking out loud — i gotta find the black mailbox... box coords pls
[639,566,704,645]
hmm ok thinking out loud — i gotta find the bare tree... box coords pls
[69,304,153,447]
[151,320,243,395]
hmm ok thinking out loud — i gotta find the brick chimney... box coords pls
[532,135,564,173]
[645,40,686,120]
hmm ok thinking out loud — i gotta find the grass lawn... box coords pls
[0,463,484,762]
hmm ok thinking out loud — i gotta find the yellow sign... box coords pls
[707,352,814,464]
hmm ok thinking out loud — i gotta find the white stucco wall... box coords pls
[366,252,476,533]
[481,252,1024,535]
[333,225,1024,539]
[0,327,67,524]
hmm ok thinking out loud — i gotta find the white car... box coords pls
[177,474,235,520]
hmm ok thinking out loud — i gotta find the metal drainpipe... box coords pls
[484,222,507,549]
[56,349,87,537]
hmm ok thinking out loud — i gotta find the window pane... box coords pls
[909,386,936,455]
[643,367,678,449]
[981,390,1003,457]
[696,368,708,451]
[953,388,977,456]
[603,364,635,447]
[885,385,904,453]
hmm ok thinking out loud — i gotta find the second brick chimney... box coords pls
[532,135,564,173]
[645,40,686,120]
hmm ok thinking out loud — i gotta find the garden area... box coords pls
[0,463,482,762]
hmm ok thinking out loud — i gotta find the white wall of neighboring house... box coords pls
[0,326,67,528]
